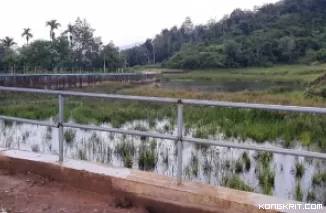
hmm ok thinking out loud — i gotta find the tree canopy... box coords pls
[123,0,326,69]
[2,0,326,72]
[0,17,124,72]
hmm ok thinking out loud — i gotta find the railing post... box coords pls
[176,100,183,185]
[58,94,64,162]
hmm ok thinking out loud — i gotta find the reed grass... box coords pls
[295,182,303,201]
[295,163,305,179]
[64,129,76,144]
[222,175,253,192]
[312,172,326,186]
[115,140,135,168]
[255,152,275,195]
[235,159,244,174]
[138,140,158,171]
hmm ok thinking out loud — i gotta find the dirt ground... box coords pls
[0,170,148,213]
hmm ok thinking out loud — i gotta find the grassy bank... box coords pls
[163,64,326,84]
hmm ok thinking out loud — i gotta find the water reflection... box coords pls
[0,119,325,203]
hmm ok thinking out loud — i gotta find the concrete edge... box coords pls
[0,149,323,213]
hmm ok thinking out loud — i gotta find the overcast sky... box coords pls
[0,0,279,48]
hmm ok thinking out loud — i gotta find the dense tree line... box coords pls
[123,0,326,69]
[0,18,124,73]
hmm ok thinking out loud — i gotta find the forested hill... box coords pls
[123,0,326,69]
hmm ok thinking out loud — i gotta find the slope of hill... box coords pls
[123,0,326,69]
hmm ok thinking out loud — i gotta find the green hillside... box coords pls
[123,0,326,69]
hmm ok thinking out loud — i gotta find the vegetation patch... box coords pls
[2,85,326,151]
[255,152,275,195]
[312,172,326,186]
[115,140,135,168]
[307,190,316,203]
[222,176,253,192]
[242,152,251,172]
[234,159,244,174]
[138,140,158,171]
[295,163,305,179]
[295,182,303,202]
[64,129,76,144]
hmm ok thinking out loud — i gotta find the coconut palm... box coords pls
[21,28,33,46]
[46,20,61,40]
[63,23,74,46]
[1,37,16,49]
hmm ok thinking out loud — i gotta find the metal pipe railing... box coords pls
[1,86,326,185]
[58,94,64,162]
[176,103,183,185]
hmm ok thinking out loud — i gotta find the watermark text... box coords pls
[259,204,323,210]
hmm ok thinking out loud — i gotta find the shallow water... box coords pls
[0,119,325,203]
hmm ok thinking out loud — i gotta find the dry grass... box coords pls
[120,87,326,107]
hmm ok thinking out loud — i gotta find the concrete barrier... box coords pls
[0,148,323,213]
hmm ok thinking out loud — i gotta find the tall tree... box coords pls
[143,39,154,63]
[63,23,75,46]
[46,20,61,40]
[21,28,33,46]
[0,37,16,50]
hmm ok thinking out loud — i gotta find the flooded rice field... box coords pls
[0,119,325,204]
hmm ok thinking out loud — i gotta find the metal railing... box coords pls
[1,86,326,185]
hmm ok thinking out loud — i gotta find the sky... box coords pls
[0,0,279,48]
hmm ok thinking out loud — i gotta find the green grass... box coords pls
[163,64,326,84]
[295,163,305,179]
[255,152,275,195]
[242,152,251,172]
[114,140,135,168]
[254,152,273,168]
[312,172,326,186]
[295,182,303,201]
[138,140,158,171]
[2,88,326,151]
[64,129,76,144]
[258,167,275,195]
[222,176,253,192]
[235,159,244,174]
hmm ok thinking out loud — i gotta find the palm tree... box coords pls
[0,37,16,49]
[63,24,74,46]
[21,28,33,46]
[46,20,61,40]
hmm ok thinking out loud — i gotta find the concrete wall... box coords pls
[0,73,160,89]
[0,148,320,213]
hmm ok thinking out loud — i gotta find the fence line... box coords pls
[0,86,326,185]
[0,66,142,75]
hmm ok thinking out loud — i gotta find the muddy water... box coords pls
[0,119,325,203]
